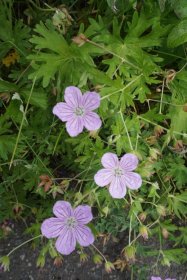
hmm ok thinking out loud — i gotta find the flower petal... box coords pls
[53,102,74,122]
[55,227,76,255]
[75,225,94,246]
[101,152,119,169]
[151,277,162,280]
[82,91,100,110]
[109,177,127,199]
[83,112,102,131]
[94,168,113,187]
[123,172,142,190]
[41,218,64,238]
[74,205,93,224]
[53,201,73,219]
[66,117,84,137]
[64,86,82,108]
[120,153,139,171]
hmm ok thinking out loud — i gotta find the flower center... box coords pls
[114,168,123,177]
[74,107,85,116]
[66,217,77,228]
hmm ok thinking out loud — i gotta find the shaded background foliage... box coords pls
[0,0,187,278]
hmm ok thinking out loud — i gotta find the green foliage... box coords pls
[167,19,187,48]
[0,0,187,278]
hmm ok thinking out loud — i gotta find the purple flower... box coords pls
[41,201,94,255]
[53,86,102,137]
[94,152,142,199]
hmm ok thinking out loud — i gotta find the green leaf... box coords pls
[167,20,187,48]
[158,0,167,12]
[162,248,187,264]
[0,79,19,92]
[20,88,48,109]
[173,0,187,19]
[169,105,187,134]
[0,135,15,160]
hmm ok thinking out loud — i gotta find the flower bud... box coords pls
[105,261,115,273]
[124,245,136,263]
[72,33,87,46]
[162,255,170,267]
[80,252,88,263]
[0,256,10,272]
[102,206,109,217]
[156,205,166,217]
[154,125,164,137]
[149,148,161,160]
[146,135,157,145]
[162,228,169,239]
[173,140,183,152]
[138,212,147,222]
[139,225,149,240]
[93,254,103,265]
[13,203,23,215]
[89,130,99,138]
[53,256,63,267]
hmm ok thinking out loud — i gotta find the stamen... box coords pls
[74,107,85,116]
[114,168,123,177]
[66,217,77,228]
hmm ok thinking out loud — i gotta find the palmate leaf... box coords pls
[162,248,187,265]
[167,20,187,48]
[28,20,75,87]
[0,80,48,109]
[28,20,98,88]
[29,20,69,54]
[125,11,170,48]
[0,0,30,58]
[173,0,187,19]
[168,192,187,218]
[169,105,187,134]
[0,135,15,160]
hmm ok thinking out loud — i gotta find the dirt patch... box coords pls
[0,221,186,280]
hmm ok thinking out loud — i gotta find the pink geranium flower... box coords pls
[53,86,102,137]
[94,152,142,199]
[41,201,94,255]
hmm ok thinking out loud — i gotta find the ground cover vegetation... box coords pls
[0,0,187,279]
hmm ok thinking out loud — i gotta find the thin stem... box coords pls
[52,127,64,155]
[28,0,55,11]
[138,115,187,137]
[74,185,99,206]
[151,49,187,61]
[128,190,133,205]
[133,211,142,225]
[135,133,139,151]
[78,154,95,192]
[128,214,132,245]
[119,110,133,151]
[101,74,143,100]
[86,38,140,70]
[145,98,184,107]
[159,78,165,114]
[9,77,36,169]
[91,244,107,263]
[7,235,42,257]
[15,63,32,84]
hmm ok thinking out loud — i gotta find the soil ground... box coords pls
[0,221,186,280]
